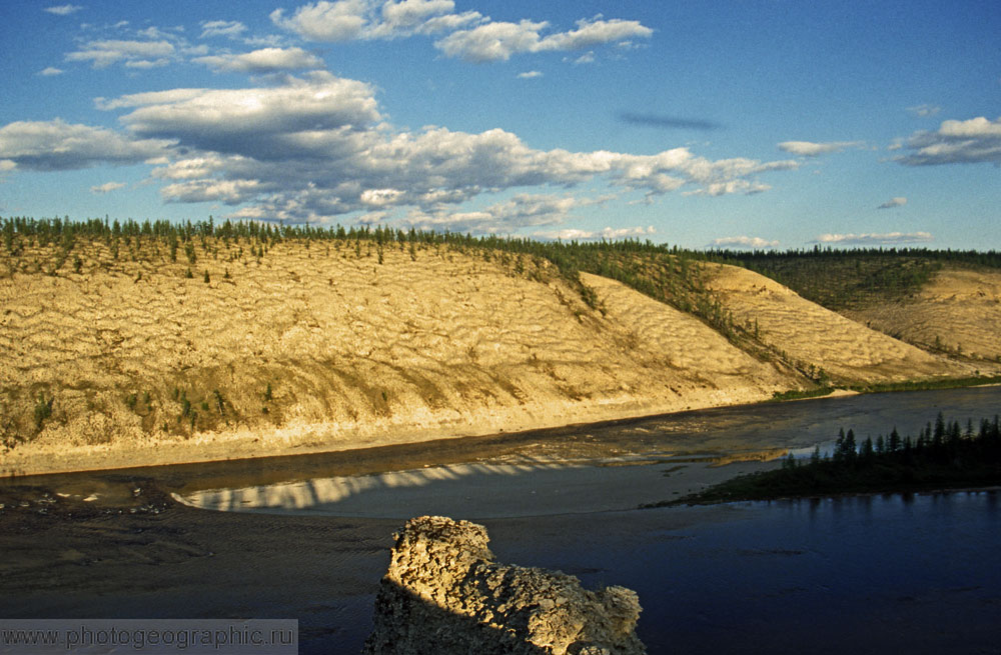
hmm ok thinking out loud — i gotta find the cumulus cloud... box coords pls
[269,0,469,41]
[894,116,1001,166]
[270,0,484,41]
[194,47,324,73]
[777,140,865,157]
[0,120,170,171]
[44,4,82,15]
[434,19,547,62]
[90,181,127,194]
[271,0,373,41]
[270,2,649,62]
[112,72,381,159]
[877,196,907,209]
[435,15,651,62]
[405,193,613,234]
[65,39,175,69]
[200,20,248,39]
[708,236,779,249]
[0,72,796,225]
[517,70,543,79]
[534,225,655,241]
[39,67,65,76]
[816,232,933,245]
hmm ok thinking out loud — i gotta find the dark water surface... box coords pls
[170,386,1001,654]
[486,492,1001,655]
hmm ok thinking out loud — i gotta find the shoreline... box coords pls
[5,380,1000,479]
[1,390,782,478]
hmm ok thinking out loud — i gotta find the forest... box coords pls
[651,412,1001,505]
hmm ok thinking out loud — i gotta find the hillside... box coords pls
[0,221,990,476]
[711,248,1001,366]
[705,264,975,385]
[1,234,797,475]
[843,268,1001,363]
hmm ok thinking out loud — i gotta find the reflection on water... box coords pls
[169,386,1001,520]
[176,456,584,515]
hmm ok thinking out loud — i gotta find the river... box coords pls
[5,387,1000,654]
[168,386,1001,653]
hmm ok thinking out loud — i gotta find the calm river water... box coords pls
[171,386,1001,654]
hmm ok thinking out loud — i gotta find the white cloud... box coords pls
[44,4,82,16]
[270,1,373,42]
[193,47,324,73]
[414,10,484,35]
[271,0,482,41]
[777,140,865,157]
[536,16,653,51]
[0,120,170,171]
[434,16,651,62]
[433,19,547,62]
[816,232,933,245]
[39,67,65,76]
[1,73,795,226]
[517,70,543,79]
[200,20,248,39]
[360,188,405,207]
[709,236,779,249]
[405,193,609,235]
[113,73,381,160]
[124,58,171,69]
[877,196,907,209]
[90,181,127,194]
[372,0,468,37]
[569,51,595,65]
[271,2,650,62]
[907,104,941,117]
[65,39,175,69]
[895,116,1001,166]
[534,225,655,241]
[162,179,263,205]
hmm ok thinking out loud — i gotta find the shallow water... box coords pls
[173,385,1001,518]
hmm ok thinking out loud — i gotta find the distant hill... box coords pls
[709,248,1001,364]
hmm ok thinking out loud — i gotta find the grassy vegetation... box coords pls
[847,375,1001,394]
[769,387,837,402]
[648,413,1001,506]
[771,375,1001,402]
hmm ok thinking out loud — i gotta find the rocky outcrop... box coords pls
[363,516,646,655]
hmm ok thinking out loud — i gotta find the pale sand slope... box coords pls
[706,263,974,383]
[843,268,1001,364]
[1,240,796,475]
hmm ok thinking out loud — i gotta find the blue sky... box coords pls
[1,0,998,249]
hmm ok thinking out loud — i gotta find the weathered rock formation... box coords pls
[363,516,646,655]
